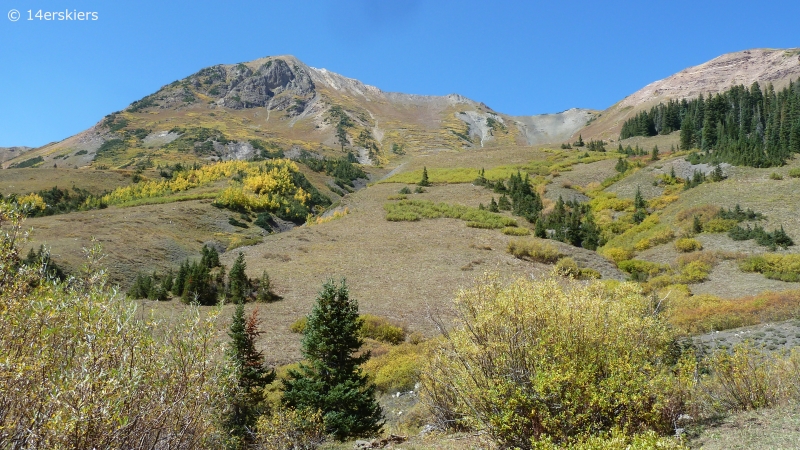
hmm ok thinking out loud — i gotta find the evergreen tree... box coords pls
[693,215,703,234]
[282,279,383,440]
[498,194,512,211]
[228,252,249,304]
[488,197,499,212]
[255,270,281,303]
[223,305,275,448]
[173,260,188,296]
[615,157,629,173]
[182,261,217,305]
[201,245,220,269]
[418,167,430,187]
[534,216,547,238]
[632,187,647,224]
[650,145,659,161]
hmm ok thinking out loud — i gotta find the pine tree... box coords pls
[498,194,511,211]
[632,187,647,224]
[223,305,275,448]
[615,157,628,173]
[418,167,430,187]
[201,245,220,269]
[173,260,188,296]
[182,261,217,305]
[282,279,383,440]
[228,252,249,304]
[650,145,659,161]
[255,271,281,303]
[489,197,499,212]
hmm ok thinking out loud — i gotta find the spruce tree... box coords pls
[255,270,281,303]
[224,304,275,448]
[498,194,511,211]
[228,252,249,304]
[632,187,647,224]
[418,167,430,187]
[489,197,499,212]
[282,279,383,440]
[173,260,188,296]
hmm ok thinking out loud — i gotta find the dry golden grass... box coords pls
[0,167,133,195]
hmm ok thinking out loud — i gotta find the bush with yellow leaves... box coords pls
[420,274,691,448]
[0,201,231,449]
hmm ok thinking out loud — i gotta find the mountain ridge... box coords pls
[5,48,800,169]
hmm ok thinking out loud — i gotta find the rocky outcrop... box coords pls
[514,108,598,145]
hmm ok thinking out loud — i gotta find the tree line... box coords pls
[620,79,800,167]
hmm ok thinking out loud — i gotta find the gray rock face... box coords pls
[514,108,597,145]
[223,59,315,110]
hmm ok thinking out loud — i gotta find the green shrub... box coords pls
[507,239,561,263]
[0,203,229,448]
[789,168,800,178]
[770,172,784,180]
[700,345,789,412]
[290,316,307,333]
[674,238,703,252]
[678,260,712,283]
[555,257,581,278]
[398,186,412,194]
[580,267,602,280]
[501,226,530,236]
[255,408,326,449]
[703,218,738,233]
[740,253,800,281]
[421,275,687,447]
[360,314,406,344]
[600,247,633,264]
[617,259,668,279]
[363,343,423,393]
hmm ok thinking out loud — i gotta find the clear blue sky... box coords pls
[1,0,798,147]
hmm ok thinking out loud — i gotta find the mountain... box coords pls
[0,146,33,163]
[2,55,593,170]
[581,48,800,141]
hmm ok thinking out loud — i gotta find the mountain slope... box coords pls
[3,55,589,170]
[582,48,800,141]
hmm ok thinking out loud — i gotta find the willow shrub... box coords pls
[0,202,230,449]
[420,275,690,448]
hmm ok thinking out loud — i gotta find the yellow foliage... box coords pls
[101,159,305,212]
[703,218,738,233]
[507,238,561,263]
[649,194,679,210]
[421,275,686,446]
[0,203,229,448]
[363,343,425,393]
[675,238,703,252]
[601,247,633,264]
[17,193,46,212]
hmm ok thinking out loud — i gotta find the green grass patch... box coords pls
[384,199,517,229]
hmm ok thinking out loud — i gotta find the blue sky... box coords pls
[1,0,798,147]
